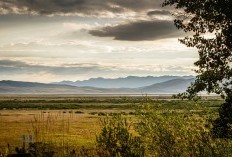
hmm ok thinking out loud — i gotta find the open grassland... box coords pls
[0,110,100,149]
[0,95,226,156]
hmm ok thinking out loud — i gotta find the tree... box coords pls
[162,0,232,137]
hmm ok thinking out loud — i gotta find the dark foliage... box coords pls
[163,0,232,138]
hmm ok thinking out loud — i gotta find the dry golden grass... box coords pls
[0,109,103,152]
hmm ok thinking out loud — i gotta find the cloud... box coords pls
[0,59,110,75]
[147,10,171,16]
[0,59,194,76]
[0,1,177,42]
[0,0,165,16]
[89,20,183,41]
[0,59,28,67]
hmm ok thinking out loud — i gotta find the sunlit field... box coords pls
[0,110,100,149]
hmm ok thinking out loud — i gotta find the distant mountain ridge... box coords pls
[0,80,106,94]
[52,75,194,88]
[140,78,194,93]
[0,77,195,94]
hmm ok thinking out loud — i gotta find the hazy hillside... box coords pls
[0,80,106,94]
[0,80,136,94]
[53,76,194,88]
[0,78,194,94]
[140,78,195,93]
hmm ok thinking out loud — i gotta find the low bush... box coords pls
[96,115,144,157]
[135,104,231,157]
[74,111,84,114]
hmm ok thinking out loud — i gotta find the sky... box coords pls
[0,0,198,83]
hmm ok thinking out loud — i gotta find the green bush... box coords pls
[135,104,231,157]
[96,115,145,157]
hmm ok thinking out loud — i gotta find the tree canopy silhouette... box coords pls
[163,0,232,137]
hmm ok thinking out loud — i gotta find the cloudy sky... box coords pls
[0,0,197,82]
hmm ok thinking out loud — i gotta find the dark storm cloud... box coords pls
[89,20,183,41]
[0,1,177,42]
[0,0,165,15]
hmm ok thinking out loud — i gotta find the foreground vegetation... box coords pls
[1,95,231,156]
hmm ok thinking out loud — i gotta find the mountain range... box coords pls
[52,75,194,88]
[0,76,195,94]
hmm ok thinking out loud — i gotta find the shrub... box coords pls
[135,104,231,157]
[96,115,145,157]
[74,110,84,114]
